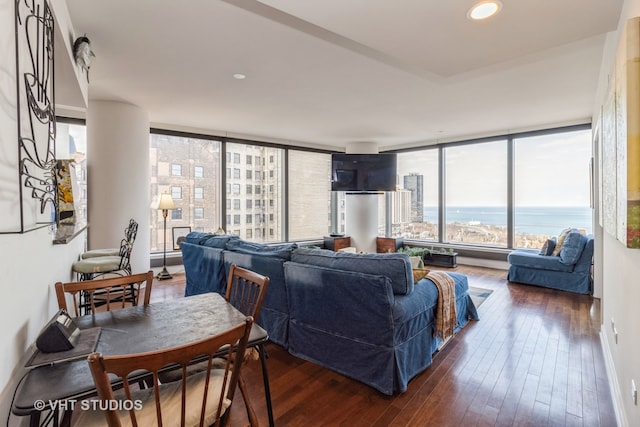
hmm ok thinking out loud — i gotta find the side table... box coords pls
[323,236,352,251]
[376,237,404,253]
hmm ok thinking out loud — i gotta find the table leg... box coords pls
[258,344,274,427]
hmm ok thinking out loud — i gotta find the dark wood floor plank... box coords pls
[150,265,616,427]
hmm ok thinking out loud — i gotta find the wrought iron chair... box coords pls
[71,219,138,281]
[79,218,138,259]
[55,271,153,316]
[76,318,253,427]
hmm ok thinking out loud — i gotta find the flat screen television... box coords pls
[331,153,397,192]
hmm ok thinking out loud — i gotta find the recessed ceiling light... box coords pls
[468,1,502,20]
[233,73,246,80]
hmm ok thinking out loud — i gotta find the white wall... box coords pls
[0,0,87,424]
[0,229,85,424]
[594,1,640,425]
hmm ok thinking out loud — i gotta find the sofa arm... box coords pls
[284,262,395,345]
[182,242,226,296]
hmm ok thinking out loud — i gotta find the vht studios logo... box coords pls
[33,399,143,411]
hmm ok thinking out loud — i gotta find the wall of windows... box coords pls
[62,120,592,254]
[390,125,592,249]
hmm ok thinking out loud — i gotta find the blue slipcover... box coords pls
[284,263,477,394]
[223,250,290,348]
[508,233,594,294]
[182,234,479,394]
[291,247,413,295]
[182,243,226,296]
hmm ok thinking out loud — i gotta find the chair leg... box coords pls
[258,344,274,427]
[239,374,259,427]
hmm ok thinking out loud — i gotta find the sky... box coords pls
[397,128,592,207]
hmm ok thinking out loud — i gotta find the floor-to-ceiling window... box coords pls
[394,149,439,241]
[225,141,285,242]
[150,133,222,252]
[288,150,332,240]
[445,140,508,247]
[513,128,593,248]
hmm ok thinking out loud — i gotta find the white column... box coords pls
[87,100,150,274]
[345,142,379,253]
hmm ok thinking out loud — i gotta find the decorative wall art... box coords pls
[11,0,58,232]
[56,160,80,224]
[172,227,191,250]
[599,17,640,248]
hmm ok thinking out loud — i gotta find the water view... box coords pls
[394,206,592,249]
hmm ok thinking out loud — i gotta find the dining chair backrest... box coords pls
[117,218,139,274]
[55,270,154,317]
[84,317,254,427]
[225,264,270,321]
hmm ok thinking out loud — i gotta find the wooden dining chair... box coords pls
[77,317,253,427]
[55,271,154,316]
[225,264,271,427]
[156,264,271,426]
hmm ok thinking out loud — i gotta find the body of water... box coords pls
[423,206,592,236]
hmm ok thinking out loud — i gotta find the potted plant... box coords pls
[397,246,431,269]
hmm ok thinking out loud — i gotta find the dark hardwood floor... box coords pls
[153,265,616,427]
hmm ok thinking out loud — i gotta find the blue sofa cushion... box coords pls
[226,239,298,260]
[507,249,574,272]
[551,227,573,256]
[538,237,556,256]
[184,231,214,245]
[182,243,227,296]
[202,234,239,248]
[291,247,413,295]
[559,231,587,265]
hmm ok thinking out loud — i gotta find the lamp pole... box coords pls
[157,208,172,280]
[156,192,175,280]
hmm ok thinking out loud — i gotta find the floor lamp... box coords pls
[156,192,175,280]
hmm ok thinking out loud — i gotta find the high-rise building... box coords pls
[403,173,424,222]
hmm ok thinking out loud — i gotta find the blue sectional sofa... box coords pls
[507,230,594,294]
[182,232,479,395]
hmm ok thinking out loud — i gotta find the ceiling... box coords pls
[60,0,623,151]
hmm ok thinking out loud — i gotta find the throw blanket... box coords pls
[427,271,457,340]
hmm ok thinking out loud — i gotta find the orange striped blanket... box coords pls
[426,271,457,340]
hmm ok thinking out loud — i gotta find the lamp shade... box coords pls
[157,193,176,210]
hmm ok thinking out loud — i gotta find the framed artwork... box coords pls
[598,16,640,248]
[172,226,191,250]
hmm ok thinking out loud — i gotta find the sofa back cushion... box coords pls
[202,234,239,248]
[184,232,240,248]
[226,239,298,260]
[184,231,215,245]
[538,237,557,256]
[559,231,588,265]
[291,247,413,295]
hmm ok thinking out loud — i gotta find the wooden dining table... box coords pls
[11,292,272,426]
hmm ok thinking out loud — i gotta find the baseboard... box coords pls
[457,256,508,270]
[600,327,627,427]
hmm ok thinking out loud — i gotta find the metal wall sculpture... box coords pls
[15,0,57,232]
